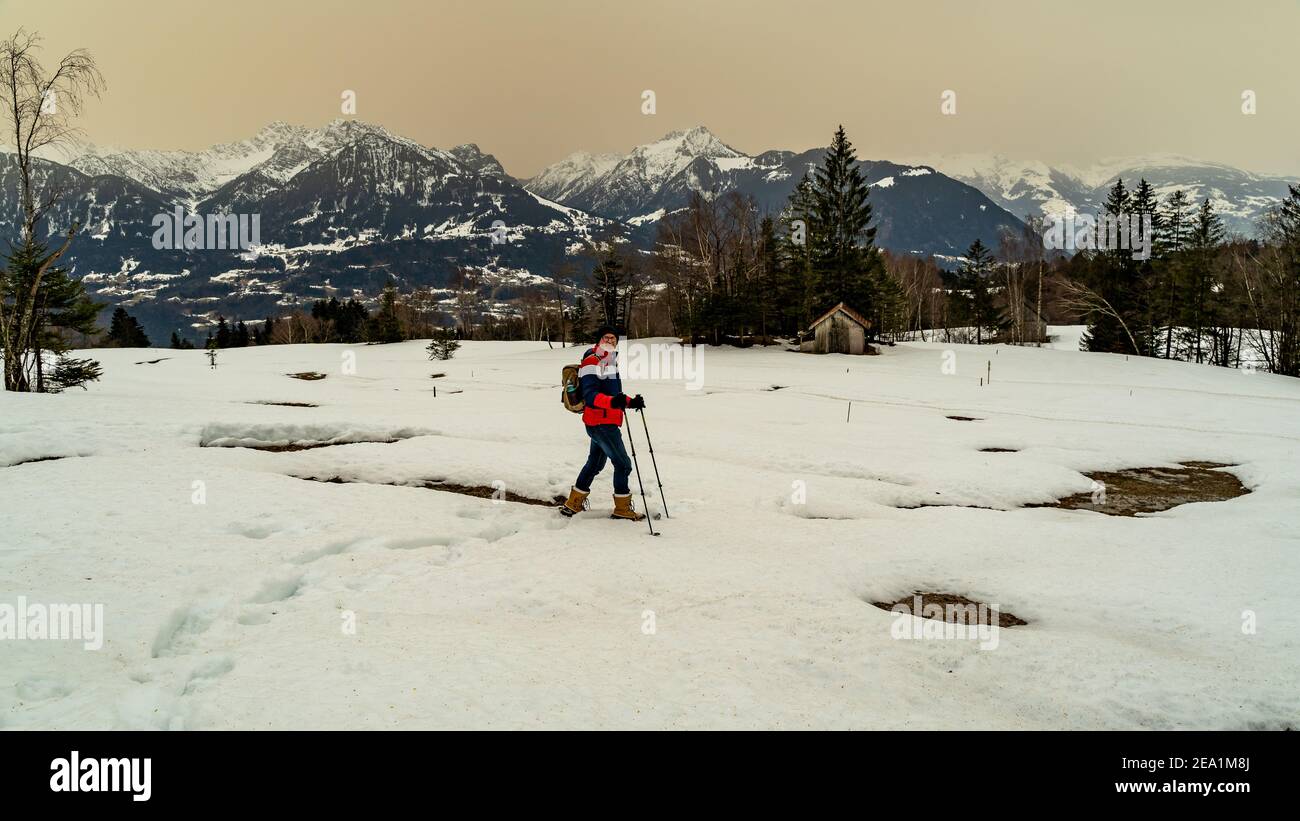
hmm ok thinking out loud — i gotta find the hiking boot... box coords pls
[611,493,646,521]
[559,486,590,517]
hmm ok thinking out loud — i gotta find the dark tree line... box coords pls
[1060,179,1300,374]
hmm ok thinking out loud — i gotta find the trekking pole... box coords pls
[638,409,669,518]
[623,414,658,536]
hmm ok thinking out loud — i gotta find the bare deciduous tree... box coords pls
[0,29,104,391]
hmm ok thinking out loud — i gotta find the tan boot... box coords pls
[611,493,646,521]
[559,486,589,517]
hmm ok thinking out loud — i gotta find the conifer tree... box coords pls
[215,316,232,348]
[106,306,151,348]
[1130,179,1163,351]
[369,281,405,343]
[957,238,997,343]
[807,126,880,324]
[756,216,784,340]
[1182,198,1226,363]
[781,172,818,334]
[1082,179,1148,354]
[425,328,461,361]
[1155,189,1195,358]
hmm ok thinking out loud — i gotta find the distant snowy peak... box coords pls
[910,152,1299,234]
[524,150,622,203]
[527,125,773,220]
[62,119,462,202]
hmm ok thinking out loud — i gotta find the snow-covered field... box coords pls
[3,329,1298,729]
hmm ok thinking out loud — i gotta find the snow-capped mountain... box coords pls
[527,126,1025,256]
[525,150,623,209]
[912,152,1299,236]
[529,126,750,219]
[8,120,612,342]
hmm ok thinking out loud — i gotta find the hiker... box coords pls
[560,326,647,521]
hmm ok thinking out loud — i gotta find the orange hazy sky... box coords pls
[4,0,1297,176]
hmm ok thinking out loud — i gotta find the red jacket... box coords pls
[578,346,627,426]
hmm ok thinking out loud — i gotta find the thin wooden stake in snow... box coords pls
[847,401,852,423]
[987,361,991,384]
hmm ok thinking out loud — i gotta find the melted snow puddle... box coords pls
[871,592,1027,627]
[291,474,564,507]
[1029,461,1249,516]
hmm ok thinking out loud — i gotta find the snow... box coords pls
[2,333,1298,729]
[627,208,667,226]
[714,156,756,172]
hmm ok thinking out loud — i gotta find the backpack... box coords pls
[561,364,584,413]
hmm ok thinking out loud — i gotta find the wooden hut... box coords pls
[801,302,872,354]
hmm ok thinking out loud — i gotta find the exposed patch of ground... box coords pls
[871,592,1027,627]
[979,447,1018,453]
[430,373,446,379]
[6,455,73,467]
[247,401,319,408]
[947,415,982,422]
[203,438,401,452]
[1028,462,1248,516]
[134,358,171,365]
[295,475,564,507]
[287,371,327,381]
[767,385,787,391]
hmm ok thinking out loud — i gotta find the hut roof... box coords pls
[809,302,872,331]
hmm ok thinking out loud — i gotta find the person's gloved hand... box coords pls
[610,394,629,409]
[627,395,646,410]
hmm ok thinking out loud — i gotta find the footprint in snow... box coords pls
[246,574,305,604]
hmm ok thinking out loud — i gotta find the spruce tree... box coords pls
[425,328,461,361]
[369,281,404,343]
[215,316,232,348]
[1155,189,1195,358]
[781,172,818,334]
[106,306,151,348]
[1130,179,1163,352]
[8,239,103,391]
[1182,198,1226,363]
[808,126,880,325]
[1082,179,1148,354]
[958,239,997,343]
[756,216,784,341]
